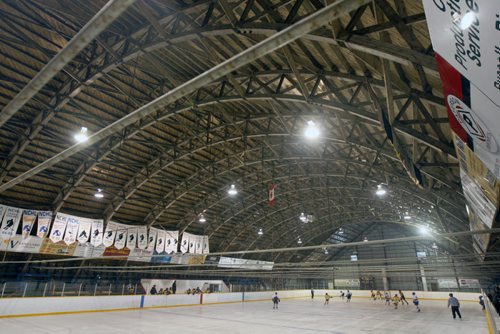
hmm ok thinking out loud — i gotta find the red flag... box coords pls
[268,184,277,206]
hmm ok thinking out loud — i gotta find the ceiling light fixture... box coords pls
[363,236,368,242]
[375,184,387,196]
[227,184,238,196]
[419,225,430,235]
[304,120,320,139]
[299,212,307,222]
[198,213,206,223]
[297,237,302,244]
[94,188,104,198]
[404,213,411,220]
[74,127,88,143]
[431,242,438,250]
[258,228,263,235]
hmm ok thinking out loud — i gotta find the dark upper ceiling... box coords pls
[0,0,469,259]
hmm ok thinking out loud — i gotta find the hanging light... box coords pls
[258,228,263,235]
[297,237,303,244]
[227,184,238,196]
[299,212,307,222]
[324,248,329,255]
[363,236,368,242]
[304,120,320,139]
[375,184,387,196]
[94,188,104,198]
[338,228,344,234]
[419,225,430,235]
[404,213,411,220]
[431,242,438,250]
[74,127,88,143]
[198,213,206,223]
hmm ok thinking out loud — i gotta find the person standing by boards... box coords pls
[272,292,280,310]
[448,293,462,319]
[311,288,314,299]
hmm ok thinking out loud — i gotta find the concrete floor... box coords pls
[0,298,488,333]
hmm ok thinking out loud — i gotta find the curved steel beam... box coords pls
[0,5,441,186]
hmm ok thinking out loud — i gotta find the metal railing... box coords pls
[0,281,144,298]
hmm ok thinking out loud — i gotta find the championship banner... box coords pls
[180,232,189,253]
[50,213,68,243]
[147,228,158,251]
[137,226,148,250]
[126,227,137,250]
[103,221,118,247]
[113,224,128,250]
[188,233,195,253]
[63,215,79,245]
[155,230,166,253]
[36,211,52,238]
[0,206,22,240]
[165,230,178,254]
[202,235,210,254]
[90,219,103,246]
[0,205,6,223]
[77,218,92,244]
[268,183,277,206]
[21,210,37,239]
[195,235,203,254]
[422,0,500,177]
[0,235,43,253]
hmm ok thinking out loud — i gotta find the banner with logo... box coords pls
[202,235,210,254]
[180,232,189,253]
[422,0,500,177]
[128,247,153,262]
[36,211,52,238]
[21,210,37,239]
[73,242,106,258]
[63,215,79,245]
[76,218,92,244]
[126,227,137,250]
[155,230,166,253]
[0,235,43,253]
[113,223,128,250]
[40,238,77,256]
[147,228,158,251]
[103,221,118,247]
[0,206,22,240]
[137,226,148,250]
[268,183,277,206]
[0,205,5,222]
[49,213,68,243]
[102,245,130,259]
[188,233,195,253]
[165,230,178,254]
[218,257,274,270]
[90,219,104,246]
[195,235,203,254]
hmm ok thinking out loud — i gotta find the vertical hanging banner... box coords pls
[165,230,178,254]
[114,224,127,250]
[188,233,195,253]
[180,232,189,253]
[195,235,203,254]
[103,221,117,247]
[137,226,148,250]
[0,207,22,240]
[202,235,210,254]
[422,0,500,177]
[0,205,6,223]
[268,183,277,206]
[50,213,68,243]
[21,210,37,239]
[155,230,166,253]
[147,228,158,251]
[63,216,79,245]
[77,218,92,244]
[90,219,104,246]
[126,227,137,250]
[36,211,52,238]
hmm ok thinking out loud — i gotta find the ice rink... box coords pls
[0,297,488,333]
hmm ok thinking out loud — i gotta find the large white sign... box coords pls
[218,257,274,270]
[423,0,500,177]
